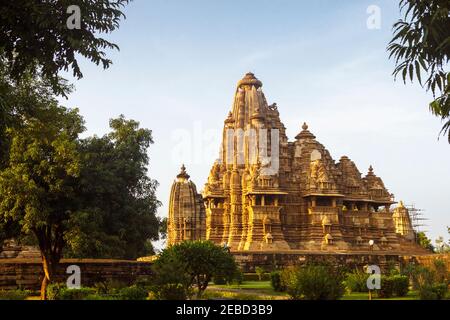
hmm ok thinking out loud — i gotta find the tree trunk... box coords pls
[34,225,64,300]
[40,254,53,300]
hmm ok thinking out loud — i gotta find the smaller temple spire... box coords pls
[177,164,190,181]
[295,122,316,140]
[367,165,374,175]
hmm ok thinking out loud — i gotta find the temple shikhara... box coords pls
[168,73,423,254]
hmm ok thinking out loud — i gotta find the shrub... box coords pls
[212,276,227,285]
[151,284,188,300]
[151,241,237,299]
[46,283,66,300]
[94,279,129,294]
[282,265,345,300]
[243,273,270,281]
[378,276,394,298]
[84,294,118,300]
[232,269,244,285]
[391,275,409,297]
[419,283,448,300]
[0,289,30,300]
[270,271,286,292]
[345,270,369,293]
[255,267,265,281]
[117,285,148,300]
[47,283,96,300]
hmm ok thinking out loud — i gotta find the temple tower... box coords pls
[203,72,290,251]
[167,165,206,246]
[392,201,415,241]
[167,72,425,255]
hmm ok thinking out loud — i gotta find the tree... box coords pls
[0,0,131,96]
[0,61,72,168]
[0,104,84,299]
[151,241,238,299]
[255,266,265,281]
[0,110,162,298]
[435,236,450,253]
[64,115,161,259]
[388,0,450,142]
[416,231,435,252]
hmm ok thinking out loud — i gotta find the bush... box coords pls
[270,271,286,292]
[243,273,270,281]
[0,289,30,300]
[212,276,227,285]
[232,269,244,285]
[93,279,129,294]
[117,285,148,300]
[378,276,394,298]
[391,275,409,297]
[151,241,237,299]
[345,271,369,293]
[150,283,188,300]
[281,265,345,300]
[404,262,449,300]
[255,267,265,281]
[84,294,118,300]
[419,283,448,300]
[47,283,95,300]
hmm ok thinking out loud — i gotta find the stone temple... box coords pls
[168,73,424,256]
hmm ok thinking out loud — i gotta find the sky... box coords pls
[59,0,450,247]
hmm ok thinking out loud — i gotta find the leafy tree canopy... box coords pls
[0,102,84,298]
[65,115,161,259]
[388,0,450,142]
[416,231,435,252]
[0,0,131,96]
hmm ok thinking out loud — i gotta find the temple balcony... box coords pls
[308,206,339,214]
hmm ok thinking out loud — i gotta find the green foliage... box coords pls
[419,283,448,300]
[47,283,96,300]
[388,0,450,142]
[378,275,409,298]
[93,279,129,295]
[403,260,449,300]
[0,102,85,294]
[212,276,227,285]
[0,0,131,96]
[151,284,188,300]
[243,273,271,281]
[83,294,117,300]
[391,275,410,297]
[47,283,148,300]
[344,270,370,293]
[270,271,286,292]
[281,265,345,300]
[232,269,244,285]
[64,115,161,260]
[255,267,265,281]
[117,285,148,300]
[0,289,31,300]
[151,241,238,299]
[416,232,435,252]
[378,276,395,298]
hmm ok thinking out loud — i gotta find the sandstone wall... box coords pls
[0,259,153,291]
[400,254,450,272]
[232,252,402,273]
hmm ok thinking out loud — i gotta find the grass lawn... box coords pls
[208,281,422,300]
[341,291,419,300]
